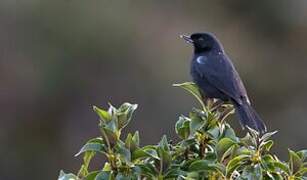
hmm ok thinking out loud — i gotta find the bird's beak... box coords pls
[180,34,193,44]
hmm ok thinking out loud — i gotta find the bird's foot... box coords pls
[202,96,213,109]
[210,99,224,111]
[219,106,235,122]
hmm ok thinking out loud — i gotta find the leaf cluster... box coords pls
[59,82,307,180]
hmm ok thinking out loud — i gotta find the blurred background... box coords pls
[1,0,307,179]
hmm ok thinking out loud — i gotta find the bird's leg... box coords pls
[206,98,214,109]
[201,95,212,109]
[210,99,224,111]
[213,100,235,122]
[219,106,235,123]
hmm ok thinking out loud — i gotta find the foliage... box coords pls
[59,82,307,180]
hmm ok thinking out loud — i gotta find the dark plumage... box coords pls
[181,32,267,133]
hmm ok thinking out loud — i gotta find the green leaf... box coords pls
[296,167,307,176]
[173,82,205,109]
[175,115,190,139]
[115,142,131,163]
[220,144,237,163]
[297,150,307,162]
[124,132,139,153]
[159,135,170,152]
[158,136,172,173]
[107,103,117,115]
[131,166,142,177]
[93,106,112,122]
[289,149,303,174]
[125,133,133,150]
[189,160,213,171]
[232,146,252,157]
[164,168,186,179]
[226,154,250,177]
[131,148,147,161]
[85,171,100,180]
[241,133,257,148]
[204,149,218,161]
[259,140,274,152]
[115,173,132,180]
[207,126,221,139]
[261,154,276,172]
[58,170,78,180]
[105,119,118,133]
[95,171,114,180]
[222,125,238,141]
[266,172,283,180]
[246,126,260,140]
[132,146,159,160]
[272,161,290,174]
[181,172,199,179]
[102,163,111,171]
[100,120,119,144]
[189,160,225,174]
[116,103,138,129]
[75,142,105,157]
[190,111,206,134]
[216,138,237,160]
[138,164,158,178]
[132,131,140,147]
[180,138,197,148]
[241,164,263,180]
[207,111,218,128]
[260,131,278,142]
[75,137,106,157]
[191,108,206,117]
[78,151,95,177]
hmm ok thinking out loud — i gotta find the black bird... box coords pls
[181,32,266,133]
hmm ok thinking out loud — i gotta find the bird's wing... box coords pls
[195,54,250,105]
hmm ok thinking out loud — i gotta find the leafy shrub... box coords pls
[58,82,307,180]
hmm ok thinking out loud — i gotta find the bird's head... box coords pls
[180,32,224,54]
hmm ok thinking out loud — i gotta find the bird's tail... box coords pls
[233,101,267,133]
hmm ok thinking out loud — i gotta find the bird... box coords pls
[180,32,267,133]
